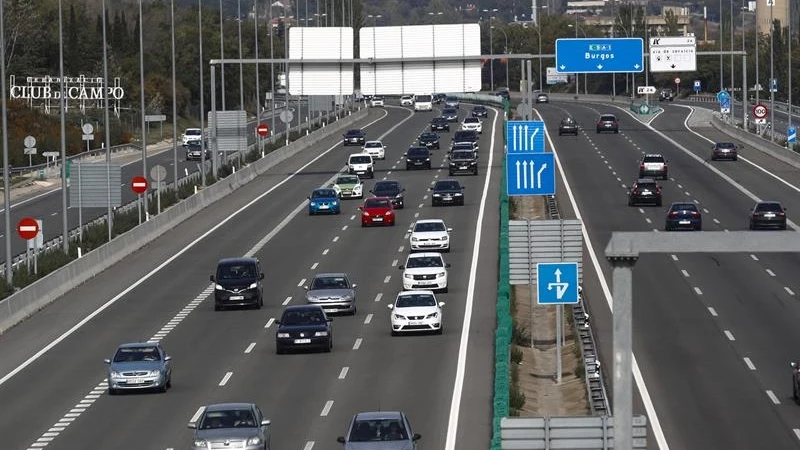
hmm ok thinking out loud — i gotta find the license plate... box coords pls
[765,213,776,218]
[460,166,469,169]
[294,338,311,344]
[229,295,244,300]
[641,190,651,195]
[679,220,691,225]
[319,205,329,209]
[373,217,383,222]
[409,321,422,326]
[443,197,453,201]
[127,378,145,384]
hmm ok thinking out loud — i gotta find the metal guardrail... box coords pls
[0,106,349,274]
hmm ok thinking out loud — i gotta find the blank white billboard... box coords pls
[359,24,481,95]
[288,27,354,96]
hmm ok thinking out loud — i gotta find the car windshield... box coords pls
[281,309,326,326]
[636,183,657,190]
[185,129,201,136]
[365,198,391,208]
[374,182,399,192]
[414,222,446,232]
[420,133,437,140]
[199,409,256,430]
[432,118,447,123]
[373,97,384,101]
[311,276,349,290]
[562,118,575,124]
[435,181,461,190]
[464,118,479,123]
[755,202,783,212]
[346,130,362,136]
[416,95,432,102]
[407,148,428,156]
[311,189,337,199]
[643,155,664,163]
[113,346,161,363]
[217,263,256,280]
[406,256,444,268]
[443,108,457,115]
[452,151,474,159]
[474,106,486,111]
[715,142,736,149]
[350,156,371,164]
[671,203,698,212]
[600,115,616,122]
[446,97,458,102]
[365,142,381,148]
[396,294,437,308]
[349,419,409,442]
[336,176,359,185]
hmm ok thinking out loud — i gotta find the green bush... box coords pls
[512,321,530,347]
[510,346,523,365]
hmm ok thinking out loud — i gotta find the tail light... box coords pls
[778,211,786,216]
[639,163,645,171]
[632,188,639,195]
[691,211,700,218]
[668,212,678,218]
[656,187,662,194]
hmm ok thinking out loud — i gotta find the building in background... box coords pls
[755,0,800,35]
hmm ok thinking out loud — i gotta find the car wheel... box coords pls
[628,199,633,207]
[309,210,314,216]
[335,209,341,215]
[733,156,738,161]
[108,388,117,395]
[449,171,455,176]
[324,338,332,353]
[656,200,662,207]
[663,173,669,180]
[435,327,443,335]
[473,169,479,176]
[406,165,411,170]
[361,222,366,228]
[459,199,465,206]
[782,224,788,230]
[614,130,619,134]
[558,131,562,136]
[665,225,671,231]
[158,382,168,393]
[695,225,702,231]
[794,383,799,401]
[443,247,450,253]
[391,330,398,336]
[432,201,438,207]
[596,129,601,134]
[749,222,755,230]
[214,303,221,311]
[441,286,449,293]
[166,376,172,389]
[276,347,284,355]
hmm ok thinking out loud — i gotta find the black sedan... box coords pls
[418,132,441,149]
[558,117,579,136]
[471,105,489,118]
[371,179,405,208]
[342,129,366,146]
[665,202,702,231]
[627,178,662,207]
[275,305,333,354]
[442,108,459,122]
[430,117,450,132]
[430,179,465,206]
[749,201,787,230]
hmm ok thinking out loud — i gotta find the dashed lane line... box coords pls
[264,318,275,328]
[693,287,703,295]
[766,390,780,405]
[723,330,735,341]
[353,338,363,350]
[338,367,349,380]
[708,307,719,317]
[320,400,334,417]
[219,372,233,386]
[283,296,292,306]
[244,342,256,354]
[374,293,383,302]
[744,357,756,370]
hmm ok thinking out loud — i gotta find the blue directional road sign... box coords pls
[507,120,545,153]
[507,152,555,196]
[717,90,731,113]
[555,38,644,74]
[771,78,778,93]
[536,262,579,305]
[693,80,701,93]
[789,126,797,144]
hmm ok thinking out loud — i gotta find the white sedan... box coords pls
[362,141,386,160]
[400,95,415,106]
[388,290,445,335]
[370,96,385,107]
[398,252,450,292]
[461,117,482,134]
[408,219,451,252]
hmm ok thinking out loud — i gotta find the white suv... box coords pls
[370,96,385,107]
[362,141,386,160]
[414,94,433,111]
[398,252,450,292]
[461,117,482,134]
[408,219,451,252]
[182,128,202,145]
[347,153,375,179]
[388,290,445,335]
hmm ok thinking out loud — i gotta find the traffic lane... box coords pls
[680,100,793,131]
[0,108,393,392]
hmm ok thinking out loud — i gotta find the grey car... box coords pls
[305,273,358,315]
[189,403,271,450]
[337,411,421,450]
[104,342,172,394]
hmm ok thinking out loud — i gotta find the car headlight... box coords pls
[342,294,354,301]
[215,284,224,290]
[426,312,439,319]
[384,211,392,216]
[437,272,446,277]
[150,369,161,376]
[310,202,316,206]
[440,236,448,241]
[454,192,463,196]
[353,186,363,193]
[315,331,329,337]
[395,194,402,198]
[247,437,262,445]
[393,314,406,320]
[307,295,318,302]
[193,439,207,447]
[425,158,430,161]
[433,193,441,197]
[248,282,258,289]
[404,273,414,279]
[277,333,290,338]
[411,236,419,242]
[331,201,338,206]
[110,371,121,378]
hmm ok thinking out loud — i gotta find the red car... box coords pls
[359,197,396,227]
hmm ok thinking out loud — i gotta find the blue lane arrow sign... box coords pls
[506,152,556,196]
[716,90,730,103]
[789,126,797,144]
[555,38,644,74]
[536,262,579,305]
[506,120,546,152]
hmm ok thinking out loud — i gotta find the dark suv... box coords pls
[639,154,668,180]
[449,150,478,175]
[342,129,366,146]
[418,132,441,149]
[471,105,489,118]
[627,178,662,206]
[596,114,619,133]
[211,257,265,310]
[558,117,578,136]
[659,88,674,102]
[405,147,432,170]
[430,179,465,206]
[430,117,450,132]
[371,180,405,208]
[749,201,787,230]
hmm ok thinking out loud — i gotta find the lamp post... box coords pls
[4,1,17,278]
[102,0,113,240]
[769,0,774,141]
[199,0,207,187]
[720,0,724,91]
[138,0,148,215]
[56,0,68,257]
[171,0,178,198]
[482,9,498,92]
[254,0,261,145]
[269,2,275,142]
[237,0,244,168]
[531,21,543,92]
[219,0,226,110]
[492,26,510,90]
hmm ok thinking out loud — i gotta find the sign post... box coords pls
[17,217,39,274]
[257,123,269,156]
[717,90,731,116]
[649,36,697,72]
[555,38,644,74]
[753,104,768,129]
[536,262,580,384]
[150,165,167,215]
[131,176,149,224]
[788,126,797,148]
[693,80,701,94]
[81,123,94,153]
[674,77,681,95]
[23,135,37,167]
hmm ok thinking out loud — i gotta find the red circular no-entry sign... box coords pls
[131,176,149,194]
[257,123,270,137]
[17,217,39,240]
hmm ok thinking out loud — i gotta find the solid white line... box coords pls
[444,105,497,450]
[244,342,256,354]
[364,313,373,324]
[297,278,306,287]
[693,287,703,295]
[766,390,780,405]
[303,441,315,450]
[352,338,362,350]
[264,318,275,328]
[384,275,391,283]
[708,307,718,317]
[785,287,796,296]
[374,293,383,302]
[681,269,690,278]
[311,262,319,270]
[671,254,679,261]
[743,357,756,370]
[338,367,349,380]
[540,109,672,450]
[766,269,776,277]
[283,296,292,305]
[218,372,233,386]
[724,330,735,341]
[793,428,800,441]
[751,254,759,261]
[320,400,334,416]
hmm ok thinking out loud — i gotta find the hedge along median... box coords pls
[0,108,370,335]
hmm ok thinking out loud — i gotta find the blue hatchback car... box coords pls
[308,188,341,215]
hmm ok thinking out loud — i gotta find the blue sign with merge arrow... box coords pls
[555,38,644,74]
[507,120,545,152]
[506,152,555,196]
[536,262,579,305]
[789,126,797,144]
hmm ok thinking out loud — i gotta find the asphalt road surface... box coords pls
[0,102,499,450]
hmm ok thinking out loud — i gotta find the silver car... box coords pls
[104,342,172,394]
[337,411,421,450]
[189,403,271,450]
[305,272,358,315]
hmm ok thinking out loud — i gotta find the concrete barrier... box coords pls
[710,114,800,171]
[0,108,369,334]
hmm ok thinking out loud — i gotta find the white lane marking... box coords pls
[414,212,420,218]
[398,245,404,252]
[616,177,622,182]
[297,279,306,287]
[311,262,319,270]
[332,236,340,242]
[693,287,703,295]
[244,342,256,354]
[384,275,391,283]
[190,406,205,424]
[264,318,275,328]
[751,254,759,261]
[349,214,356,220]
[702,208,710,214]
[766,390,780,405]
[743,357,756,370]
[708,307,718,317]
[374,293,383,302]
[681,269,690,278]
[364,313,373,324]
[786,287,796,296]
[391,259,398,267]
[713,218,720,224]
[766,269,776,277]
[684,191,691,196]
[693,199,699,204]
[353,338,362,350]
[445,105,498,450]
[320,400,334,416]
[50,212,58,217]
[341,225,348,231]
[671,254,679,261]
[724,330,735,341]
[338,367,349,380]
[303,441,315,450]
[322,248,330,255]
[638,208,645,214]
[219,372,233,386]
[645,217,652,224]
[793,429,800,441]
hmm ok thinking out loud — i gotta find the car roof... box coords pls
[669,202,697,208]
[415,219,445,224]
[217,257,258,265]
[117,342,159,349]
[366,196,393,202]
[313,272,348,278]
[375,179,400,186]
[348,153,371,158]
[473,105,486,109]
[205,403,255,412]
[355,411,404,421]
[283,304,325,312]
[408,146,429,151]
[464,117,479,121]
[365,140,383,144]
[643,153,664,158]
[407,252,444,258]
[635,178,657,184]
[435,179,461,185]
[756,201,783,206]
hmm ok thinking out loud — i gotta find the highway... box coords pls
[537,100,800,449]
[0,102,499,450]
[681,98,800,138]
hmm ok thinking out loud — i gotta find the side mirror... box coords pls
[369,190,374,193]
[358,206,363,210]
[447,228,453,232]
[261,419,271,426]
[260,273,265,280]
[387,304,394,309]
[188,423,197,429]
[445,263,452,268]
[103,358,111,364]
[326,318,333,323]
[412,433,422,441]
[209,275,215,282]
[398,265,405,270]
[164,355,172,362]
[792,362,798,368]
[352,283,358,289]
[307,196,311,200]
[461,186,466,189]
[337,437,346,444]
[428,187,434,191]
[439,302,446,307]
[275,320,281,325]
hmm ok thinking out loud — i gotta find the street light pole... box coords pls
[199,0,207,187]
[730,0,734,100]
[269,3,275,142]
[138,0,148,216]
[237,0,244,168]
[219,0,226,110]
[720,0,724,91]
[56,0,68,256]
[789,0,793,131]
[3,0,16,279]
[102,0,113,241]
[171,0,178,196]
[769,0,774,141]
[255,0,261,137]
[493,26,510,90]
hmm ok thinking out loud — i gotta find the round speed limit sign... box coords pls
[753,104,768,119]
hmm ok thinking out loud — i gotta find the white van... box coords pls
[182,128,202,145]
[347,153,375,178]
[414,94,433,112]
